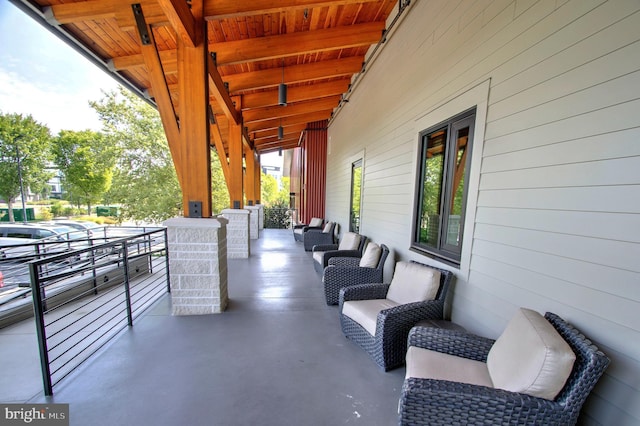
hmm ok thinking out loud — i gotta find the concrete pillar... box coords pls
[220,209,250,258]
[245,205,260,239]
[256,204,264,230]
[164,217,228,315]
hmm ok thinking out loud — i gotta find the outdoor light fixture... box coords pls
[278,124,284,140]
[278,59,287,106]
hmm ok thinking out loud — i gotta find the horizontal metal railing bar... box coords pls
[49,306,129,368]
[22,227,170,395]
[46,284,129,340]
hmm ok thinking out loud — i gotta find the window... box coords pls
[412,108,475,264]
[349,159,362,232]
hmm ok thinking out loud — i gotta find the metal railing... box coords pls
[4,227,171,395]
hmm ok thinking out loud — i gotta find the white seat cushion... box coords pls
[312,251,324,264]
[342,299,399,336]
[487,308,576,400]
[293,228,303,235]
[338,232,361,251]
[385,261,441,305]
[405,346,494,388]
[359,243,381,268]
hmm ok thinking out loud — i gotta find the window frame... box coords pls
[411,107,476,265]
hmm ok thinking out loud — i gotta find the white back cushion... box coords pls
[386,262,440,305]
[309,217,323,227]
[487,308,576,400]
[359,243,381,268]
[322,222,333,232]
[338,232,361,250]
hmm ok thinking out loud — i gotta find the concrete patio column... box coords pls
[245,205,260,240]
[257,204,264,230]
[220,209,250,258]
[164,217,228,315]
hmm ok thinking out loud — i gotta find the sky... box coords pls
[0,2,121,134]
[0,2,282,168]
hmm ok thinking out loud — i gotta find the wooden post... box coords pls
[228,122,244,209]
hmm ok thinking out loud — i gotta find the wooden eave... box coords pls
[14,0,399,155]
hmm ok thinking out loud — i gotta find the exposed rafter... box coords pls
[22,0,398,155]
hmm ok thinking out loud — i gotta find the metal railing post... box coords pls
[163,227,171,293]
[122,241,134,326]
[30,262,53,396]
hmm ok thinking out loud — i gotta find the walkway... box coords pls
[1,229,404,425]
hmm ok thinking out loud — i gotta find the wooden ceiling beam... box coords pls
[212,22,384,66]
[251,124,307,141]
[204,0,385,20]
[110,47,177,71]
[246,110,333,132]
[241,78,350,110]
[110,22,374,74]
[45,0,167,27]
[255,138,301,153]
[207,54,241,125]
[156,0,199,47]
[226,56,363,93]
[243,96,341,124]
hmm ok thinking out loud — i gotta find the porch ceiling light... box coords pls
[278,59,287,106]
[278,124,284,140]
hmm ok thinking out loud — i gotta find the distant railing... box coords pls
[5,227,171,395]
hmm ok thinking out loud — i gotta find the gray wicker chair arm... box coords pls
[339,283,390,304]
[321,249,361,266]
[328,256,361,267]
[407,326,495,362]
[399,378,562,426]
[324,266,385,305]
[303,230,335,251]
[312,244,339,252]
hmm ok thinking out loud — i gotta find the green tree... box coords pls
[211,151,230,215]
[0,112,52,222]
[261,173,290,207]
[91,87,181,223]
[53,130,115,215]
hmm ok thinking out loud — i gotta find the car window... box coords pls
[6,228,34,238]
[35,229,55,238]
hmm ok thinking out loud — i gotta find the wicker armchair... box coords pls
[338,261,453,371]
[323,243,389,305]
[399,311,610,426]
[312,232,367,275]
[302,222,337,251]
[292,217,323,242]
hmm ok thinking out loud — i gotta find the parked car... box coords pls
[52,220,103,238]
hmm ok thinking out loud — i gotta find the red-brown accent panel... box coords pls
[301,120,327,224]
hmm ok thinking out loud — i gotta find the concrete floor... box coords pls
[4,229,405,425]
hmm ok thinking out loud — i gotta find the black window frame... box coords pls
[411,107,476,266]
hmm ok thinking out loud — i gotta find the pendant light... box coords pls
[278,59,287,106]
[278,121,284,140]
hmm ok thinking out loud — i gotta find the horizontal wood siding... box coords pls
[327,0,640,423]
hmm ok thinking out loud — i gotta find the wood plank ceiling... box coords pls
[16,0,399,156]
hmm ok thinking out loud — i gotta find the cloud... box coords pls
[0,1,120,135]
[0,66,119,135]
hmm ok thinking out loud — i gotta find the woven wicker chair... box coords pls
[399,312,610,426]
[312,232,368,275]
[302,222,337,251]
[292,217,323,242]
[323,243,389,305]
[338,261,453,371]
